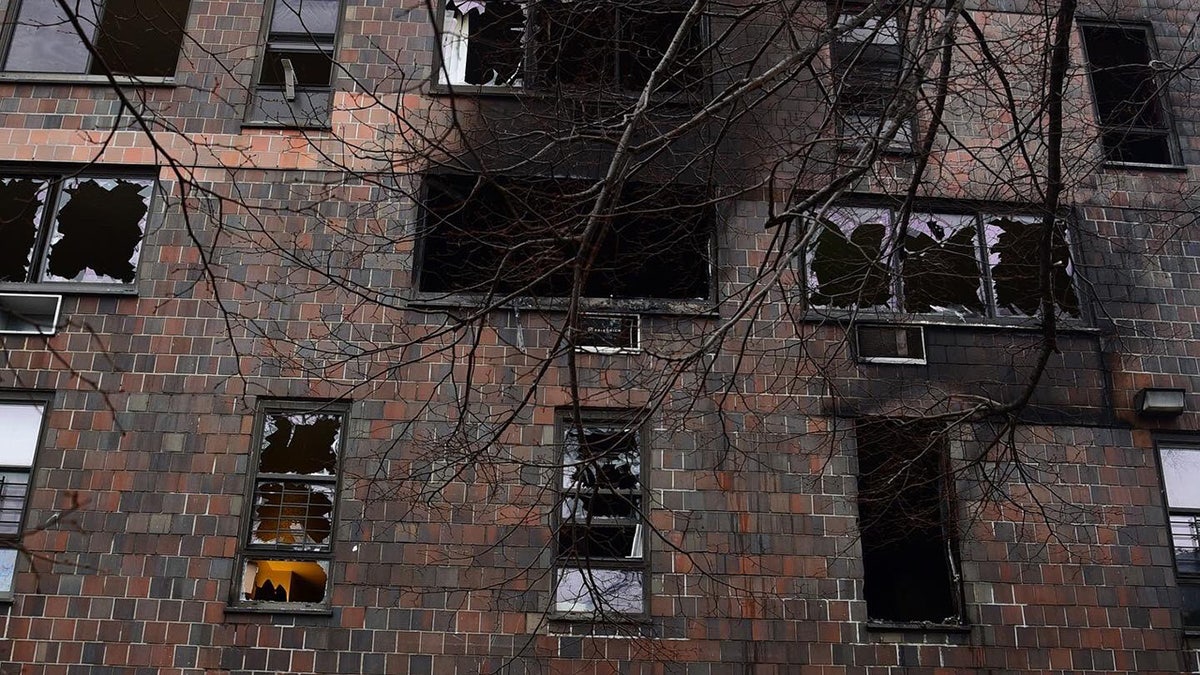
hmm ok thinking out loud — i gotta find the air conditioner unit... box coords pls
[0,293,62,335]
[574,313,640,353]
[855,324,926,364]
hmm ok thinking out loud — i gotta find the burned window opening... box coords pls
[419,174,713,301]
[440,0,703,93]
[3,0,190,76]
[554,416,646,615]
[0,172,153,288]
[1159,446,1200,628]
[1080,24,1176,165]
[804,207,1079,319]
[855,419,961,625]
[236,405,346,609]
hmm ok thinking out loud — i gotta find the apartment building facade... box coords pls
[0,0,1197,672]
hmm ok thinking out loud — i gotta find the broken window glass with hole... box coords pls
[441,0,525,86]
[555,421,645,615]
[43,177,152,284]
[240,559,329,603]
[900,213,984,315]
[984,215,1078,318]
[4,0,190,76]
[0,178,47,283]
[806,207,894,310]
[239,406,345,608]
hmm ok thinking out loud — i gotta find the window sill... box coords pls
[799,308,1097,332]
[224,602,334,617]
[426,81,705,105]
[241,121,334,132]
[866,620,970,633]
[0,72,176,87]
[1101,160,1188,173]
[408,293,719,318]
[0,282,137,296]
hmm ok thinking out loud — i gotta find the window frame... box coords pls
[0,167,158,295]
[230,400,350,613]
[831,8,914,151]
[244,0,345,128]
[854,418,965,627]
[434,0,707,96]
[801,204,1082,322]
[552,409,650,620]
[1078,21,1181,168]
[0,391,51,603]
[0,0,189,81]
[413,173,718,310]
[1156,442,1200,630]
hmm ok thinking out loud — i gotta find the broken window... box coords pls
[832,10,911,148]
[1080,23,1177,165]
[0,172,153,287]
[3,0,190,77]
[235,404,347,609]
[804,207,1079,319]
[1159,446,1200,628]
[0,397,47,601]
[247,0,341,126]
[554,414,646,616]
[439,0,703,93]
[855,419,961,625]
[418,174,713,301]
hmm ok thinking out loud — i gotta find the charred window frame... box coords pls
[553,411,648,617]
[0,169,155,292]
[232,402,348,612]
[246,0,342,127]
[1,0,190,78]
[803,206,1080,319]
[0,394,48,602]
[437,0,704,93]
[1079,22,1178,166]
[855,418,963,626]
[416,174,715,303]
[1157,445,1200,629]
[831,9,912,149]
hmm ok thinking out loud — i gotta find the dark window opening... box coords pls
[855,419,961,624]
[237,406,346,609]
[3,0,189,76]
[1160,447,1200,628]
[805,208,1079,319]
[554,416,645,615]
[1080,24,1175,165]
[832,11,910,147]
[440,0,703,93]
[0,173,153,287]
[419,174,713,301]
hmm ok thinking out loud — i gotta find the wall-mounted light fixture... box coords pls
[1135,388,1187,417]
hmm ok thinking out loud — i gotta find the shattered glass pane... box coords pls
[4,0,99,73]
[450,0,524,86]
[562,427,640,490]
[44,177,152,284]
[561,492,640,520]
[985,216,1078,317]
[901,213,984,314]
[251,482,335,549]
[0,178,47,283]
[258,413,341,475]
[806,208,893,309]
[241,558,328,603]
[555,567,643,614]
